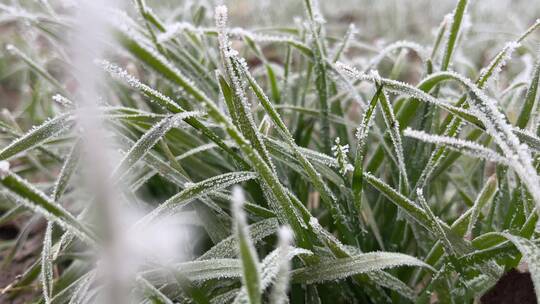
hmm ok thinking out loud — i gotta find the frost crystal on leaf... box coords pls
[478,41,521,88]
[231,185,261,304]
[269,226,293,304]
[215,5,228,29]
[332,137,353,175]
[404,128,508,164]
[41,222,53,304]
[0,161,10,179]
[98,59,182,112]
[443,71,540,218]
[5,44,16,54]
[156,22,197,43]
[52,94,73,107]
[112,111,201,179]
[232,186,247,226]
[367,40,428,69]
[199,218,278,260]
[292,251,434,284]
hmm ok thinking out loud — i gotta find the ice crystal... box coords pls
[332,137,353,175]
[0,160,10,179]
[404,128,508,164]
[52,94,73,107]
[367,40,428,69]
[269,226,293,304]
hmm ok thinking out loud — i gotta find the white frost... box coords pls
[0,161,10,179]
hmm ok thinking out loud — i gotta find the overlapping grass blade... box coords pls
[363,172,432,229]
[308,217,418,300]
[231,47,352,241]
[116,7,311,247]
[136,276,174,304]
[215,6,275,171]
[496,233,540,303]
[233,246,312,304]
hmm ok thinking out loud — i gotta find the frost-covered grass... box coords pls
[0,0,540,303]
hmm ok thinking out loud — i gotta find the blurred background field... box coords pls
[2,0,540,111]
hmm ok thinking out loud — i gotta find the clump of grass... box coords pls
[0,0,540,303]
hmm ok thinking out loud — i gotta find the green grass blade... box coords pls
[215,6,275,171]
[100,61,244,166]
[308,217,416,300]
[231,186,261,304]
[416,189,461,271]
[199,218,278,260]
[226,246,312,304]
[403,128,508,164]
[0,114,73,161]
[352,86,381,214]
[363,172,431,229]
[440,0,468,71]
[291,251,433,284]
[136,276,174,304]
[465,175,498,239]
[517,49,540,129]
[431,15,450,59]
[52,140,81,202]
[269,227,293,304]
[138,171,258,224]
[112,111,202,179]
[378,87,409,190]
[41,222,54,304]
[302,0,331,153]
[332,24,356,63]
[167,259,242,282]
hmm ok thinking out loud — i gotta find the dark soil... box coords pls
[0,218,45,304]
[0,224,19,241]
[481,268,537,304]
